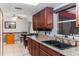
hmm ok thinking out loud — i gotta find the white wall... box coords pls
[3,13,28,32]
[27,16,36,33]
[3,12,31,41]
[50,13,58,35]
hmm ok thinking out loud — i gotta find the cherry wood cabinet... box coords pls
[39,43,62,56]
[76,4,79,27]
[40,49,50,56]
[31,39,40,56]
[59,11,76,20]
[40,10,45,28]
[27,37,32,54]
[32,7,53,30]
[33,14,38,30]
[37,12,41,29]
[27,37,63,56]
[27,37,40,56]
[44,7,53,29]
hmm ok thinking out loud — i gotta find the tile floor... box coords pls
[3,41,31,56]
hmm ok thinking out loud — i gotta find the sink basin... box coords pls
[42,40,59,45]
[42,40,75,50]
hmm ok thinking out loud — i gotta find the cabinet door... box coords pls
[76,4,79,27]
[37,13,41,29]
[33,14,38,30]
[31,40,40,56]
[28,39,40,56]
[27,38,32,54]
[33,7,53,30]
[40,44,61,56]
[30,39,34,56]
[40,7,53,30]
[40,10,46,29]
[40,49,49,56]
[33,15,36,30]
[45,7,53,29]
[34,41,40,56]
[31,45,35,56]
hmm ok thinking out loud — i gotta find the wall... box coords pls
[3,12,31,41]
[0,9,2,55]
[2,12,59,41]
[27,16,36,33]
[51,13,59,35]
[3,13,28,32]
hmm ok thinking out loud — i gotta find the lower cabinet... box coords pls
[40,49,50,56]
[39,44,62,56]
[27,37,39,56]
[27,38,31,54]
[31,40,40,56]
[27,37,63,56]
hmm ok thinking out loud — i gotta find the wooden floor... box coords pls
[3,41,31,56]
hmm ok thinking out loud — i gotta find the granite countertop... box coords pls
[27,35,79,56]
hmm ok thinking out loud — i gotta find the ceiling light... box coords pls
[15,7,22,10]
[12,17,17,21]
[11,22,15,24]
[25,3,39,6]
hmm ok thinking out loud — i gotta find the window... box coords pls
[58,6,78,35]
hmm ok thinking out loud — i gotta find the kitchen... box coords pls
[1,3,79,56]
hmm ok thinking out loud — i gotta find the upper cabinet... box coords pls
[59,11,76,20]
[33,14,38,30]
[76,4,79,27]
[32,7,53,31]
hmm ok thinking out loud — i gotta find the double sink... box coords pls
[42,40,75,50]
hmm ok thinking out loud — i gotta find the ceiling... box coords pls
[0,3,65,16]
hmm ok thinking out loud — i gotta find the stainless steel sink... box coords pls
[42,40,75,50]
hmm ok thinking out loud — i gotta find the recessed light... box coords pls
[15,7,22,10]
[25,3,39,6]
[12,17,17,21]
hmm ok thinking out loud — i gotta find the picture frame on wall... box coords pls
[5,21,16,29]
